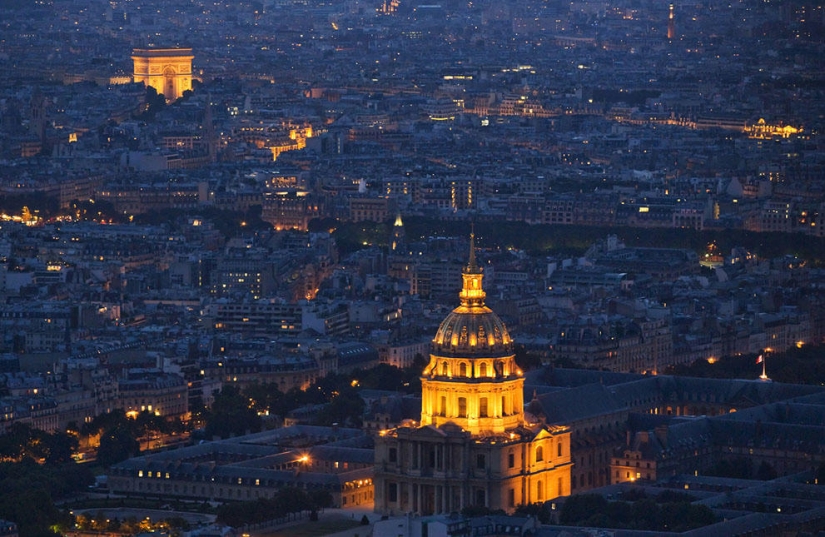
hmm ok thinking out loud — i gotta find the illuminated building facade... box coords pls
[132,48,194,102]
[374,236,572,515]
[261,189,322,231]
[349,196,396,223]
[745,118,802,139]
[117,372,189,419]
[96,182,208,214]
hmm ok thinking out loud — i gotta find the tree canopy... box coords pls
[215,486,330,527]
[207,361,426,434]
[667,344,825,385]
[327,216,825,266]
[0,429,93,537]
[204,385,262,439]
[559,490,717,532]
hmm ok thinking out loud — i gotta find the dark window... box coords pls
[388,483,398,502]
[508,488,515,507]
[389,448,397,463]
[508,452,515,468]
[476,454,486,470]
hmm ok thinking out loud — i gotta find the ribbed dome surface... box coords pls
[432,304,513,357]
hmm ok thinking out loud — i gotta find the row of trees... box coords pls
[134,205,270,238]
[558,490,717,532]
[0,193,59,220]
[0,410,193,537]
[215,487,332,527]
[8,190,825,265]
[203,360,427,439]
[328,216,825,266]
[74,512,190,537]
[0,423,75,464]
[667,344,825,386]
[0,425,94,537]
[74,409,186,466]
[2,194,268,241]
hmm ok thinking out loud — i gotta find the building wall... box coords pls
[374,427,571,515]
[118,380,189,418]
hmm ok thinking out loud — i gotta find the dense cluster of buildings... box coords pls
[2,204,824,435]
[1,0,825,534]
[1,0,823,237]
[90,240,825,535]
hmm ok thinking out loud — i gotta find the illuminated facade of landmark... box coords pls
[374,236,572,515]
[745,118,802,139]
[390,212,405,253]
[132,48,194,102]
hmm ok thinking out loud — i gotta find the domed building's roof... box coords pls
[432,304,512,357]
[431,233,513,358]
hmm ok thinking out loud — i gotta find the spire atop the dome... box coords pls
[467,225,480,274]
[459,226,485,307]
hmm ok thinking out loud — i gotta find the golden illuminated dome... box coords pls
[432,305,512,358]
[431,232,513,358]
